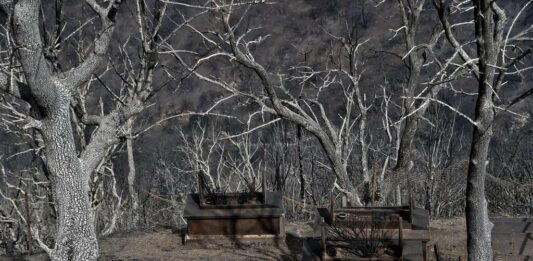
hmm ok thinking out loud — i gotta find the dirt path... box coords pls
[429,217,532,260]
[2,218,531,260]
[98,229,299,261]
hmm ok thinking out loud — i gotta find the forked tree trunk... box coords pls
[8,0,121,259]
[386,0,432,206]
[220,14,363,205]
[11,1,99,259]
[323,142,362,206]
[41,99,98,260]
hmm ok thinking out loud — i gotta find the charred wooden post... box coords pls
[423,242,430,261]
[320,217,327,260]
[409,192,414,217]
[399,215,403,260]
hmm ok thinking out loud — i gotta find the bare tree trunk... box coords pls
[42,108,98,260]
[297,126,305,200]
[425,172,433,216]
[126,118,139,226]
[10,0,99,258]
[359,110,369,182]
[465,1,500,259]
[322,140,362,205]
[395,107,421,172]
[4,0,122,259]
[394,0,425,174]
[465,103,493,261]
[383,0,439,205]
[395,185,402,206]
[351,55,371,204]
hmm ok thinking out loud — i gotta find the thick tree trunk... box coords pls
[395,112,420,171]
[329,154,361,206]
[42,104,98,261]
[465,69,495,260]
[11,1,99,259]
[395,56,424,173]
[318,134,362,206]
[465,1,499,260]
[314,127,362,205]
[465,109,493,261]
[9,0,121,259]
[394,0,424,175]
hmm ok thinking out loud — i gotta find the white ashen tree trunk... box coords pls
[0,0,123,259]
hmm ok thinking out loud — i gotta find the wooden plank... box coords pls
[185,234,281,241]
[187,217,281,236]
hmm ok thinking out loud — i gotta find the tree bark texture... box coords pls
[8,0,122,259]
[466,0,501,260]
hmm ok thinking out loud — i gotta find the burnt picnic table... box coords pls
[311,205,430,261]
[182,192,285,242]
